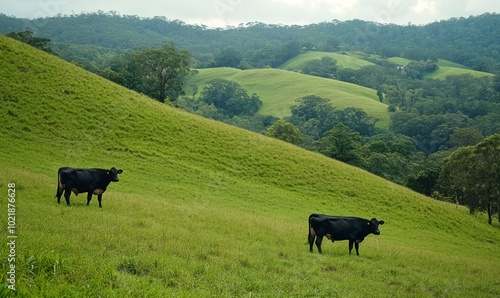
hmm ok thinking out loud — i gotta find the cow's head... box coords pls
[107,167,123,182]
[368,218,385,235]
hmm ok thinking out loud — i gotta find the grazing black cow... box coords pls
[308,213,384,255]
[55,167,123,208]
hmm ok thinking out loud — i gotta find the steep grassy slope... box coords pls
[280,51,375,70]
[1,35,500,297]
[185,67,390,128]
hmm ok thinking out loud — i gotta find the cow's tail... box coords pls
[55,168,64,198]
[308,213,318,240]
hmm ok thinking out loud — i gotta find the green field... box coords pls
[389,57,493,79]
[280,51,375,71]
[1,35,500,297]
[185,67,390,128]
[387,57,412,66]
[429,59,494,79]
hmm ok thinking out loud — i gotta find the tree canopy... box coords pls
[439,134,500,224]
[101,43,191,103]
[200,79,262,117]
[264,120,303,145]
[6,30,54,54]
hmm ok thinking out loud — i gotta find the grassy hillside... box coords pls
[426,60,494,79]
[389,57,493,79]
[1,35,500,297]
[387,57,412,66]
[280,51,375,71]
[185,67,390,128]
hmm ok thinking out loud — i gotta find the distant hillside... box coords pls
[184,67,390,127]
[286,53,494,81]
[1,33,500,297]
[280,51,375,71]
[388,57,494,79]
[428,59,495,79]
[1,12,500,71]
[387,57,412,66]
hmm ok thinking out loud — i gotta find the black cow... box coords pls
[308,213,384,255]
[55,167,123,208]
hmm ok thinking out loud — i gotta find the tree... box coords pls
[215,47,242,68]
[493,74,500,93]
[406,168,441,196]
[189,84,199,100]
[391,113,468,155]
[200,79,262,117]
[132,43,191,103]
[315,123,364,166]
[449,127,483,147]
[404,59,438,80]
[288,96,337,140]
[264,120,303,145]
[7,31,54,54]
[302,57,338,78]
[439,134,500,224]
[337,107,377,136]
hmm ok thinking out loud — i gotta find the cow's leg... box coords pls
[97,194,103,208]
[315,236,324,254]
[348,240,354,255]
[308,235,316,253]
[63,188,71,206]
[86,192,93,206]
[354,242,360,256]
[308,228,316,253]
[56,185,63,204]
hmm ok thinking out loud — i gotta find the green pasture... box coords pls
[389,57,493,79]
[387,57,412,66]
[185,67,389,128]
[426,67,494,80]
[1,35,500,297]
[280,51,375,71]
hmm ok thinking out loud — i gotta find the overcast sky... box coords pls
[2,0,500,27]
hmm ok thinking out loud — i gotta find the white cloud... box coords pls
[411,0,437,15]
[273,0,358,14]
[1,0,500,26]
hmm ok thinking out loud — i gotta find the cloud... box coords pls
[1,0,500,27]
[411,0,437,15]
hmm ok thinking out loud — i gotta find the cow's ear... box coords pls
[379,220,385,225]
[118,169,123,174]
[367,221,370,225]
[106,170,110,175]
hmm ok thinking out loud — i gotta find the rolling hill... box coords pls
[280,51,376,71]
[427,59,495,79]
[388,57,494,79]
[281,52,493,82]
[185,67,390,128]
[1,35,500,297]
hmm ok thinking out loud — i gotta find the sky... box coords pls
[1,0,500,27]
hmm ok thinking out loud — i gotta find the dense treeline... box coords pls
[1,12,500,71]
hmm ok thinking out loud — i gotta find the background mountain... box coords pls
[1,12,500,71]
